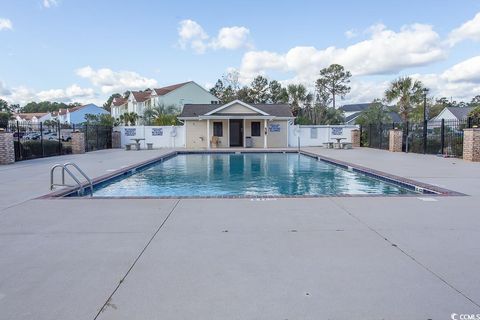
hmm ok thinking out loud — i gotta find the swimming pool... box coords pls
[88,152,421,197]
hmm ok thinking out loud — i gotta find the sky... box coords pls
[1,0,480,107]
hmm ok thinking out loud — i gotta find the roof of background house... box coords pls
[15,113,49,120]
[112,97,127,106]
[153,81,191,96]
[339,103,371,112]
[344,110,402,124]
[131,91,152,102]
[444,107,474,120]
[180,103,293,118]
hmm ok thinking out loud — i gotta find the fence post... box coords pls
[359,125,363,146]
[468,117,472,129]
[423,119,427,154]
[40,122,44,158]
[369,124,372,147]
[57,121,62,155]
[440,119,445,155]
[85,124,88,152]
[96,125,99,150]
[16,121,21,160]
[405,121,409,153]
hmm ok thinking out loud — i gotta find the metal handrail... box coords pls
[50,162,93,196]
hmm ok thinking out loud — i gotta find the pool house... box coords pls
[178,100,294,149]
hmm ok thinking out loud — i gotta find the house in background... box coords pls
[431,106,474,121]
[178,100,294,149]
[55,104,109,124]
[110,81,220,123]
[340,103,402,125]
[14,112,52,124]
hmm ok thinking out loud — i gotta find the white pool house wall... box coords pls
[114,124,359,149]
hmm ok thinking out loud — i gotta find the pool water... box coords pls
[92,153,416,197]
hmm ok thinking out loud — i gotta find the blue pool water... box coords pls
[91,153,416,197]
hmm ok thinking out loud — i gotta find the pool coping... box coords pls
[38,149,466,199]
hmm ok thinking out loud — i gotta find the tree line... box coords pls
[209,64,351,125]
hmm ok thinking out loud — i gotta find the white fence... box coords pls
[115,126,185,148]
[114,124,357,149]
[288,125,359,147]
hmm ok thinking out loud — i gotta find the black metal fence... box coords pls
[360,117,480,157]
[1,121,112,161]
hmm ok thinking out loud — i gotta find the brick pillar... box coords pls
[71,131,85,154]
[112,131,121,148]
[389,129,403,152]
[351,129,360,147]
[0,130,15,165]
[463,128,480,162]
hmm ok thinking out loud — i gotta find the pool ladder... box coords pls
[50,162,93,197]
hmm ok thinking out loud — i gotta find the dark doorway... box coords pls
[229,119,243,147]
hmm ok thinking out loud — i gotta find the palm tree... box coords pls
[385,77,425,122]
[287,84,312,116]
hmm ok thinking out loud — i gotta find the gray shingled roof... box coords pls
[339,103,371,112]
[445,107,474,120]
[179,103,293,118]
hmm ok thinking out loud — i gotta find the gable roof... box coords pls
[205,100,269,116]
[15,113,49,120]
[131,91,152,102]
[180,102,293,118]
[339,103,371,112]
[445,107,474,120]
[153,81,191,96]
[112,97,127,106]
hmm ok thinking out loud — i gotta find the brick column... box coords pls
[463,128,480,162]
[389,129,403,152]
[0,130,15,165]
[71,131,85,154]
[112,131,121,149]
[351,129,360,147]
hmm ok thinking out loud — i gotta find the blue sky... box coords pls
[1,0,480,106]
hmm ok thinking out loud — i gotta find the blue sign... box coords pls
[124,128,136,136]
[269,124,280,132]
[331,127,343,136]
[152,128,163,136]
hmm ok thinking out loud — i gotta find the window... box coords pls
[251,121,261,136]
[213,122,223,137]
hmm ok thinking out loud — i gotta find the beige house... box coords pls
[178,100,294,149]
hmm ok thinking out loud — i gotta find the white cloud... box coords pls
[178,19,209,53]
[211,26,251,50]
[0,18,13,31]
[36,84,95,102]
[441,56,480,83]
[237,23,445,83]
[76,66,158,94]
[43,0,58,8]
[448,12,480,46]
[344,29,358,39]
[0,83,97,106]
[177,19,252,54]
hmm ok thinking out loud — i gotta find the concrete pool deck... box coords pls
[0,147,479,319]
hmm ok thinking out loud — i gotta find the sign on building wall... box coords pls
[331,127,343,136]
[152,128,163,136]
[310,128,318,139]
[269,124,281,132]
[124,128,136,136]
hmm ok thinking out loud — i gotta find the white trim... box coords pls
[243,118,246,147]
[263,119,267,148]
[207,119,211,149]
[199,115,275,120]
[205,100,269,116]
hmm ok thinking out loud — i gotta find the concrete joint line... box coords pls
[93,199,181,319]
[328,198,480,310]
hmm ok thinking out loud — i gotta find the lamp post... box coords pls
[422,88,428,154]
[423,88,428,122]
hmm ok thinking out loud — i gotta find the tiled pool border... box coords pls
[39,149,466,199]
